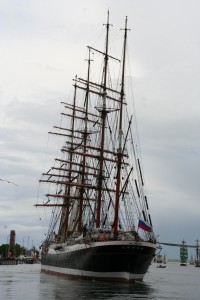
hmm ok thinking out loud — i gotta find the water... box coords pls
[0,262,199,299]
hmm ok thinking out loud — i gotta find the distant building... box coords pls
[9,230,16,247]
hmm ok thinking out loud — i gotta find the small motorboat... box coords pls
[157,264,166,268]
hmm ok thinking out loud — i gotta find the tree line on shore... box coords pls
[0,243,39,258]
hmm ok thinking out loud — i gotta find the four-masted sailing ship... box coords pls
[36,13,157,282]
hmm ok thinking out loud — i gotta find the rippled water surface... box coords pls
[0,262,199,299]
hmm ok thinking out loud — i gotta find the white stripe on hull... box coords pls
[41,264,145,282]
[48,240,156,254]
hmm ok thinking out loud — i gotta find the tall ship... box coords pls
[195,239,200,267]
[180,240,188,266]
[36,12,157,282]
[189,254,194,265]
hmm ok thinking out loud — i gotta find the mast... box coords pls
[78,48,92,231]
[113,16,129,234]
[96,11,111,228]
[35,14,157,252]
[58,77,78,241]
[196,239,199,262]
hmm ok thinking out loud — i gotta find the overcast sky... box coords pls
[1,0,200,258]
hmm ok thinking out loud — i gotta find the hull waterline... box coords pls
[41,240,156,282]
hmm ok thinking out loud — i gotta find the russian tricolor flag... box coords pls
[138,219,152,232]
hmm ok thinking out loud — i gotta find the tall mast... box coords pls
[113,16,129,234]
[96,11,111,228]
[78,48,92,231]
[196,239,199,261]
[60,77,78,241]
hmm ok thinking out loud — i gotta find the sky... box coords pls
[1,0,200,258]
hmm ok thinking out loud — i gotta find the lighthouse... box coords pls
[9,230,16,247]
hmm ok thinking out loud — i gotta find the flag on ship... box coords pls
[138,219,152,232]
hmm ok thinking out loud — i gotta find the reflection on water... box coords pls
[39,273,154,299]
[0,264,40,300]
[0,263,200,300]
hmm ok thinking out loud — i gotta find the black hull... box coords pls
[41,241,156,282]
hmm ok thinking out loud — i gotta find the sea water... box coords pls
[0,262,199,299]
